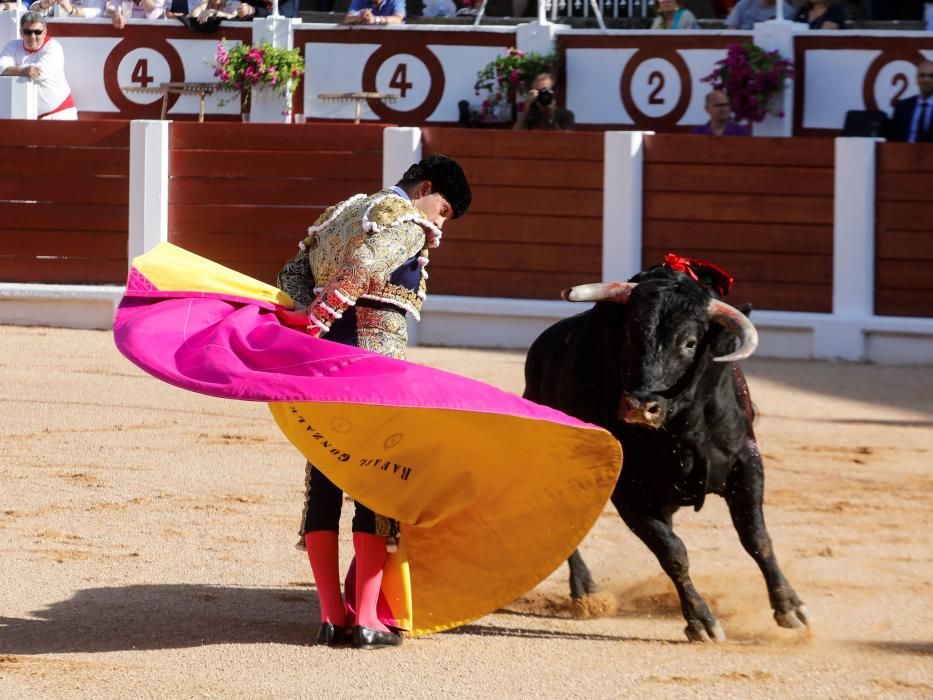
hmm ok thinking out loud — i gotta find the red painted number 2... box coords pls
[389,63,413,98]
[131,59,154,88]
[890,73,909,106]
[648,70,665,105]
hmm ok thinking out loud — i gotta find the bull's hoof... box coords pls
[774,604,812,629]
[684,619,726,643]
[570,591,618,619]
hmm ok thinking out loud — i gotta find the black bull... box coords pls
[523,267,810,642]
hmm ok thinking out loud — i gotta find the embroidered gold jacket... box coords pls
[278,189,442,359]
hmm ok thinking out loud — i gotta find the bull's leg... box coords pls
[567,549,599,599]
[725,443,811,629]
[613,493,725,642]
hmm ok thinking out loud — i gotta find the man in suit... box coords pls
[888,60,933,143]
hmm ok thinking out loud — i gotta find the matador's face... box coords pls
[412,184,453,229]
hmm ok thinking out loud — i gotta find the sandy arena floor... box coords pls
[0,324,931,698]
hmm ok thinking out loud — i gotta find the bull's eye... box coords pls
[684,338,697,351]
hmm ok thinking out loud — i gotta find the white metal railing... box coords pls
[543,0,657,20]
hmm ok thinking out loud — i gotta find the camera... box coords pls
[535,87,555,107]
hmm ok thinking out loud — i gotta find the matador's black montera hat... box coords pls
[402,153,472,219]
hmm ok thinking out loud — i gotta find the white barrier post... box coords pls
[249,15,300,123]
[383,126,423,344]
[516,20,567,57]
[603,131,648,283]
[752,19,806,138]
[0,76,38,119]
[813,137,878,360]
[382,126,422,189]
[128,120,169,265]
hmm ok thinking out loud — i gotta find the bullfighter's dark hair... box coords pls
[398,154,472,219]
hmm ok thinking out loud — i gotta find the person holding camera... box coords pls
[512,72,575,131]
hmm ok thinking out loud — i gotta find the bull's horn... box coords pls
[561,282,637,303]
[708,299,759,362]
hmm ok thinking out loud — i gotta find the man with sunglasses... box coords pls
[0,12,77,120]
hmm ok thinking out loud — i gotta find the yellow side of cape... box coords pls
[133,242,294,308]
[270,400,621,636]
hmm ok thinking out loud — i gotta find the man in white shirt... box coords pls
[0,12,78,120]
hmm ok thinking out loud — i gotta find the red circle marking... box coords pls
[619,49,691,131]
[863,49,928,111]
[104,36,184,119]
[361,44,444,124]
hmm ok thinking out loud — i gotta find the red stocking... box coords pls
[353,532,389,632]
[304,531,347,626]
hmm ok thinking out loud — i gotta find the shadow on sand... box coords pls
[0,584,319,654]
[0,584,667,653]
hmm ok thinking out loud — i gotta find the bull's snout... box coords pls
[618,394,666,428]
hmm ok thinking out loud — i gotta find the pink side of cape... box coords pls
[113,268,594,429]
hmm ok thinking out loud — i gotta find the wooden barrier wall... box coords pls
[421,128,603,300]
[875,144,933,319]
[642,135,835,313]
[167,123,384,286]
[0,120,129,284]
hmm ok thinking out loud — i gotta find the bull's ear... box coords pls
[739,303,752,318]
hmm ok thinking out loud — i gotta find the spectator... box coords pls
[422,0,455,16]
[29,0,106,17]
[236,0,300,17]
[651,0,700,28]
[1,1,29,11]
[693,89,750,135]
[725,0,794,27]
[887,60,933,143]
[794,0,846,27]
[165,0,191,17]
[0,12,78,120]
[512,72,575,131]
[189,0,238,21]
[344,0,405,25]
[105,0,167,28]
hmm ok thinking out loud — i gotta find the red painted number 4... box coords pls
[389,63,412,98]
[131,59,154,88]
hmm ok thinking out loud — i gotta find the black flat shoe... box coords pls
[352,625,403,650]
[315,622,351,647]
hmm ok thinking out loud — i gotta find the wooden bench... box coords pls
[121,82,217,122]
[317,92,399,124]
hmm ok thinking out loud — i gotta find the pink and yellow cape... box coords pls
[113,243,622,636]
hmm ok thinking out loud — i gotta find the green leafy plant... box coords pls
[473,47,558,122]
[702,41,794,123]
[211,39,305,110]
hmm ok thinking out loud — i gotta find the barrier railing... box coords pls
[1,122,931,362]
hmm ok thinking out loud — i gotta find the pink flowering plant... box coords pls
[702,41,794,123]
[211,39,305,109]
[473,47,557,122]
